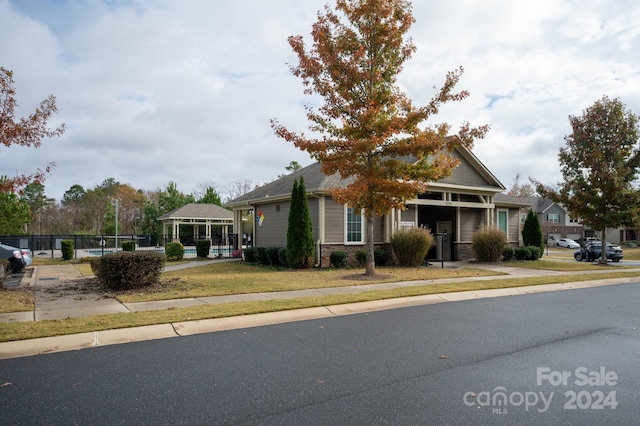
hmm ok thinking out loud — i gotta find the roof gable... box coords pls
[157,203,233,220]
[226,145,504,207]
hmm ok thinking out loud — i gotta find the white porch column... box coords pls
[173,221,179,242]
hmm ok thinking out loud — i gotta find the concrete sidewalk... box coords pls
[0,260,571,323]
[2,260,640,359]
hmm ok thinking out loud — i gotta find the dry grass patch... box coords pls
[2,269,640,342]
[116,262,501,303]
[0,288,34,313]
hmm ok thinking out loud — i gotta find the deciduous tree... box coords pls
[272,0,489,275]
[535,96,640,262]
[0,67,65,192]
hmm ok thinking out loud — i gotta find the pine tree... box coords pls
[297,177,315,267]
[522,209,543,257]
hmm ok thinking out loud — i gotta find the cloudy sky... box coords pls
[2,0,639,202]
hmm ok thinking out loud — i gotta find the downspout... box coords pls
[315,239,321,267]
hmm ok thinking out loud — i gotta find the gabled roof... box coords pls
[157,203,233,221]
[226,145,504,208]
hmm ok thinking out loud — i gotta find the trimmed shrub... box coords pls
[527,245,541,260]
[122,241,136,252]
[374,248,390,266]
[502,246,515,261]
[255,247,269,266]
[357,248,390,266]
[165,242,184,261]
[195,240,211,258]
[472,227,507,262]
[244,247,257,263]
[514,246,532,260]
[93,251,165,291]
[330,250,349,268]
[61,239,74,260]
[267,247,281,267]
[391,227,433,267]
[278,247,288,268]
[232,249,243,258]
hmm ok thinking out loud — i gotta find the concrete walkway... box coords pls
[2,259,640,359]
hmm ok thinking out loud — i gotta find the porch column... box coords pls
[173,221,179,242]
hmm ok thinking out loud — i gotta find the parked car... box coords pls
[556,238,580,249]
[574,242,623,262]
[20,248,32,267]
[576,237,599,247]
[0,243,27,273]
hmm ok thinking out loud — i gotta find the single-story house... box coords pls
[226,145,531,265]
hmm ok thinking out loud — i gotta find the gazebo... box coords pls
[157,203,234,246]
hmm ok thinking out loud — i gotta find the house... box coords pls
[226,145,529,265]
[497,196,586,242]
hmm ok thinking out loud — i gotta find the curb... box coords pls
[1,277,638,360]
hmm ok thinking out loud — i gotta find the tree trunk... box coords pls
[599,227,607,264]
[365,215,376,276]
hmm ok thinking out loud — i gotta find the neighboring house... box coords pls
[227,145,527,265]
[158,203,234,246]
[506,196,586,242]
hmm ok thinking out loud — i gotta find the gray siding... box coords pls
[441,153,489,187]
[401,206,417,224]
[373,215,384,243]
[459,208,484,242]
[308,197,319,242]
[507,208,520,242]
[324,198,344,243]
[254,202,290,246]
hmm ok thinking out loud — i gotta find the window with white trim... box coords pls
[498,209,508,234]
[346,207,363,243]
[547,213,559,223]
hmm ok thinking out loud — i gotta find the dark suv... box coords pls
[574,242,623,262]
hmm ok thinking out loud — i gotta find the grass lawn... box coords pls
[2,251,640,342]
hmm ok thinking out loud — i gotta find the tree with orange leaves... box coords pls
[272,0,489,275]
[0,67,65,192]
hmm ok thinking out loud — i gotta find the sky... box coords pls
[1,0,640,202]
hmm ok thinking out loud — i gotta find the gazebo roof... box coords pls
[157,203,233,221]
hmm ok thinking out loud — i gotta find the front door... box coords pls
[436,221,452,261]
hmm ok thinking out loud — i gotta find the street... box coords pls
[2,282,640,425]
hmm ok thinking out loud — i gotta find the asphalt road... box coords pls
[2,282,640,425]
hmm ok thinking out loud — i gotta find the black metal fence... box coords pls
[0,235,236,259]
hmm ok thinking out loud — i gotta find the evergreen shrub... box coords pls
[165,242,184,261]
[61,240,74,260]
[330,250,349,268]
[195,240,211,258]
[122,241,136,252]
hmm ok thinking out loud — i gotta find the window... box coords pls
[498,210,508,234]
[569,217,579,223]
[547,213,559,223]
[520,213,526,223]
[346,207,363,243]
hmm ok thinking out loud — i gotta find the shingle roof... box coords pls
[226,162,351,207]
[157,203,233,220]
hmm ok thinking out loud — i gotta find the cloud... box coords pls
[2,0,640,201]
